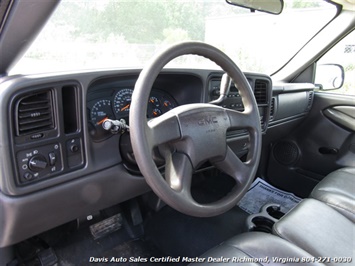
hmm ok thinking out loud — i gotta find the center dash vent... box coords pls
[254,80,268,104]
[16,91,54,136]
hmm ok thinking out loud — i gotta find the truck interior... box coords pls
[0,0,354,265]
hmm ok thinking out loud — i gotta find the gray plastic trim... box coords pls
[272,82,315,93]
[0,0,59,74]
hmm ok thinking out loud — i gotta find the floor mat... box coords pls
[99,239,168,266]
[237,177,302,214]
[144,205,249,260]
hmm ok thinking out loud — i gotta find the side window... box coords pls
[315,30,355,95]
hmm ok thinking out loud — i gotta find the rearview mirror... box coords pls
[315,64,345,90]
[226,0,284,15]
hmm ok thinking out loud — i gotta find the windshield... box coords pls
[10,0,337,75]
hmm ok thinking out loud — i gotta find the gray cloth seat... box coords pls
[310,167,355,222]
[189,232,322,266]
[273,199,354,266]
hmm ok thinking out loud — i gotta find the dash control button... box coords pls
[70,144,79,153]
[48,152,57,166]
[23,172,33,180]
[66,138,83,168]
[67,138,81,154]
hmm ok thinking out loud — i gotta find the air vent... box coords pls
[270,97,275,120]
[16,91,54,136]
[254,80,268,104]
[306,91,314,111]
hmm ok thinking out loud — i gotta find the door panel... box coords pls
[267,92,355,197]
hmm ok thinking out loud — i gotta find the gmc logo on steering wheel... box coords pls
[198,116,218,126]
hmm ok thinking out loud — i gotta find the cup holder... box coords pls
[246,203,285,233]
[266,205,285,220]
[250,216,275,233]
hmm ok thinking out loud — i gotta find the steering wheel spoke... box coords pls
[214,147,252,185]
[226,108,258,130]
[164,152,193,193]
[147,112,181,149]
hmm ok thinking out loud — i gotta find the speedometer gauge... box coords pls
[114,88,134,115]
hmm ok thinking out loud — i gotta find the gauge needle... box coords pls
[97,117,108,125]
[121,104,130,111]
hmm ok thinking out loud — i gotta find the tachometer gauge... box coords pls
[114,88,134,115]
[90,99,114,125]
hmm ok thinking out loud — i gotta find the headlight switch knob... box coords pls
[28,155,48,172]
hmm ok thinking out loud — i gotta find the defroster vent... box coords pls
[254,80,268,104]
[16,91,54,136]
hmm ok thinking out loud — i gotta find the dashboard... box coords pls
[0,68,314,248]
[0,70,274,193]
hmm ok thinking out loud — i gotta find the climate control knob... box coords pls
[28,155,48,172]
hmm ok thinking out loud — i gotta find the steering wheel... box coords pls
[130,42,261,217]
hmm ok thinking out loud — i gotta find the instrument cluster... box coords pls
[87,87,177,141]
